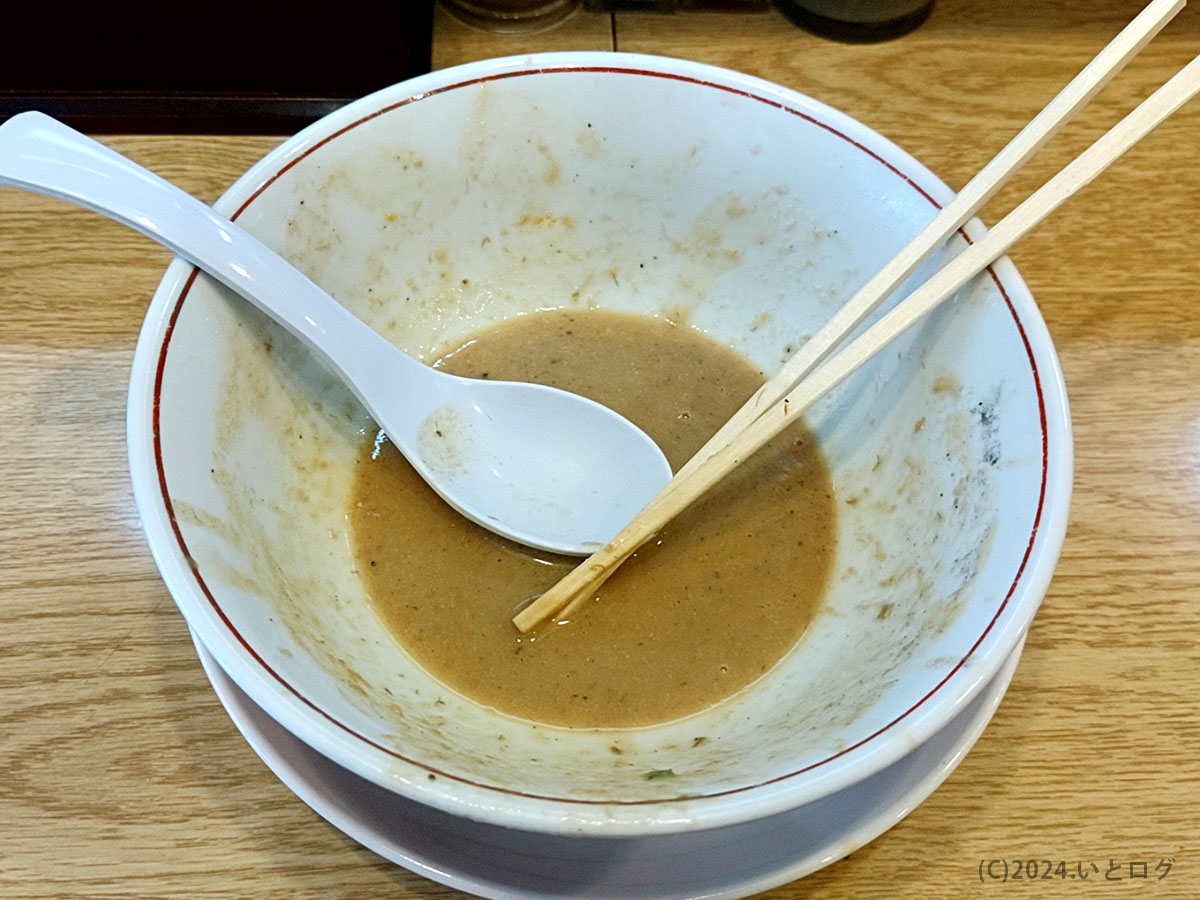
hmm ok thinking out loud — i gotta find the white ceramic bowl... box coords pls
[127,53,1071,837]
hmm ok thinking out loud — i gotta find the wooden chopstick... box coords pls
[514,3,1199,633]
[673,0,1184,493]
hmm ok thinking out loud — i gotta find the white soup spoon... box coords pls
[0,111,671,556]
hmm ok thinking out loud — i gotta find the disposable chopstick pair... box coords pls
[514,0,1198,633]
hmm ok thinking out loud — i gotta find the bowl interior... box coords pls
[132,55,1069,834]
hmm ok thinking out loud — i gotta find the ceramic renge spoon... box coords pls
[0,111,672,555]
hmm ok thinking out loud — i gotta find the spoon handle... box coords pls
[0,111,435,428]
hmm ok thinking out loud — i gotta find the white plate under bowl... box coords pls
[192,630,1025,899]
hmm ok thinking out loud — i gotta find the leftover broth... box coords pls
[350,309,836,728]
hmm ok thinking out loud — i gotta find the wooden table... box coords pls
[3,2,1198,896]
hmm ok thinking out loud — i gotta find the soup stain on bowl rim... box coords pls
[126,52,1072,834]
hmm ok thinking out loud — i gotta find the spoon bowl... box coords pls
[0,111,671,555]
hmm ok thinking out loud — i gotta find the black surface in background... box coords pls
[1,1,434,133]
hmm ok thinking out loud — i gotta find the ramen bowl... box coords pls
[127,53,1071,837]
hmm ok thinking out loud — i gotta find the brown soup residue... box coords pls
[350,309,836,728]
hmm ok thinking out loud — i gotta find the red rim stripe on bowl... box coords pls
[153,65,1050,805]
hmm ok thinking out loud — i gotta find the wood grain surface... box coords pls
[2,2,1198,897]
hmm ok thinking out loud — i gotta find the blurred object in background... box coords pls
[441,0,582,31]
[583,0,768,8]
[771,0,934,41]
